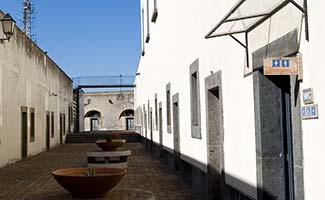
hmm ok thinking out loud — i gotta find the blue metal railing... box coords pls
[72,75,135,89]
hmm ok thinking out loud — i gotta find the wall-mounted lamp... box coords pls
[0,13,16,42]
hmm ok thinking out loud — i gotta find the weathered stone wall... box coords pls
[82,91,134,131]
[0,10,73,168]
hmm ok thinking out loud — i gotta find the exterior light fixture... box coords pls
[1,13,16,41]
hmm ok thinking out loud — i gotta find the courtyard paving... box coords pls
[0,143,200,200]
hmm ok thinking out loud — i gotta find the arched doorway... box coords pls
[119,109,134,130]
[84,110,101,131]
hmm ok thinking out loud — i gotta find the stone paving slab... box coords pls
[0,143,200,200]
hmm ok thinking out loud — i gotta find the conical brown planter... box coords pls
[96,141,123,151]
[52,167,127,198]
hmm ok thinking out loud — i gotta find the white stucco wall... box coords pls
[0,11,73,168]
[299,1,325,199]
[136,0,325,199]
[136,0,257,197]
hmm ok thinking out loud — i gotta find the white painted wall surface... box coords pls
[136,0,258,197]
[136,0,325,198]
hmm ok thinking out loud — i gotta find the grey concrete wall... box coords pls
[0,11,73,168]
[82,91,134,131]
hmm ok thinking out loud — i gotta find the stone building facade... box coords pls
[0,10,73,168]
[82,91,134,131]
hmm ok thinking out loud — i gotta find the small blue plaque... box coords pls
[282,59,289,67]
[272,59,280,67]
[303,88,314,104]
[301,107,306,117]
[302,104,319,120]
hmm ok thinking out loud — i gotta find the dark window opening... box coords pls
[148,101,151,130]
[151,0,158,22]
[155,94,158,131]
[119,109,134,118]
[141,8,145,56]
[51,112,54,138]
[46,112,50,149]
[191,72,199,126]
[166,89,171,126]
[30,108,35,142]
[21,107,28,159]
[145,0,150,43]
[85,110,101,118]
[143,105,147,137]
[63,114,66,136]
[68,106,72,133]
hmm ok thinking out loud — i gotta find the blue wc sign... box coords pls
[303,88,314,104]
[301,104,319,120]
[264,57,298,75]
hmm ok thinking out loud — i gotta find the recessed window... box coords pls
[148,100,151,130]
[155,93,158,131]
[63,113,66,136]
[141,8,145,56]
[30,108,35,142]
[143,105,147,137]
[151,0,158,22]
[166,83,171,133]
[190,59,201,139]
[51,112,54,138]
[68,106,72,133]
[145,0,150,43]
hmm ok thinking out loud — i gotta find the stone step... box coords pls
[65,131,141,143]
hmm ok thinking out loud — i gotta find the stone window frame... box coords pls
[143,105,147,138]
[158,102,163,142]
[63,113,66,136]
[140,106,144,135]
[141,8,146,56]
[166,83,172,133]
[29,108,35,143]
[155,93,158,131]
[151,0,158,23]
[145,0,151,43]
[190,59,201,139]
[148,100,151,130]
[68,106,72,133]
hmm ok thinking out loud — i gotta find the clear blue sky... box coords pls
[0,0,141,78]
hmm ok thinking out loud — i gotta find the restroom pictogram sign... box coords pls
[263,57,299,75]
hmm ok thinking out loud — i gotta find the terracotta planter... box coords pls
[96,141,123,151]
[110,133,121,139]
[52,167,127,197]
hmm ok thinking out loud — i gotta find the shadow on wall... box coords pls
[141,137,275,200]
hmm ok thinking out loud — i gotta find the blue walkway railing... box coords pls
[72,75,135,89]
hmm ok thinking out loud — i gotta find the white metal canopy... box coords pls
[205,0,308,68]
[205,0,308,39]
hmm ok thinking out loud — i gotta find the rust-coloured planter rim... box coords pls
[52,167,127,177]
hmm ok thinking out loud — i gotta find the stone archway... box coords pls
[84,110,101,131]
[119,109,135,130]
